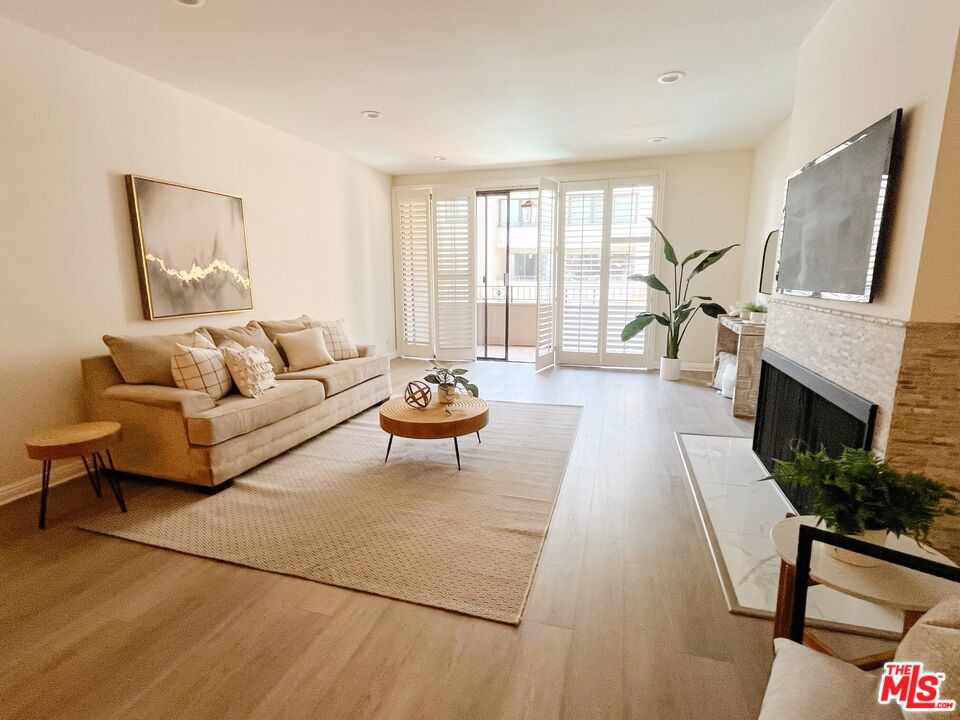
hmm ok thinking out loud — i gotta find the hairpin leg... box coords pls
[96,452,126,513]
[476,432,481,444]
[384,435,394,463]
[82,455,102,497]
[38,460,51,529]
[453,436,461,471]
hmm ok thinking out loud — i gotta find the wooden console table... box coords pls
[713,314,765,418]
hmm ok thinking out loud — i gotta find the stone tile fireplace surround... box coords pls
[764,298,960,559]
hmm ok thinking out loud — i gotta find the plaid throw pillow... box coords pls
[300,316,359,360]
[170,334,232,400]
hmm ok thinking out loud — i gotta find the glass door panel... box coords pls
[557,178,659,368]
[476,194,506,360]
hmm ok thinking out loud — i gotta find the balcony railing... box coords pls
[477,285,537,304]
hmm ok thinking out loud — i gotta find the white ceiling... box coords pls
[0,0,832,174]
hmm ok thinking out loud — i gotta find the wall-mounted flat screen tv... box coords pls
[777,109,902,302]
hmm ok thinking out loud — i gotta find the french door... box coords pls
[556,177,660,368]
[393,186,476,361]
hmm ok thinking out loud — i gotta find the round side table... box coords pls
[770,515,958,667]
[25,421,127,529]
[379,396,488,470]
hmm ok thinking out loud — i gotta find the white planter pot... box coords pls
[739,309,751,319]
[827,528,888,567]
[438,384,458,404]
[660,356,682,381]
[750,312,767,324]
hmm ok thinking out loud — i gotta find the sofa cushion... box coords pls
[256,317,309,342]
[103,329,214,386]
[758,639,901,720]
[186,379,325,446]
[895,593,960,719]
[275,327,335,371]
[277,354,389,397]
[204,322,285,375]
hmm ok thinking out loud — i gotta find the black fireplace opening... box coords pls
[752,349,878,513]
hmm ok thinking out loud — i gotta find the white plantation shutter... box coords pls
[536,178,559,371]
[559,182,606,358]
[393,188,433,356]
[433,187,476,361]
[605,182,656,356]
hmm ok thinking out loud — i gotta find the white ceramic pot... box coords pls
[438,383,458,404]
[739,309,751,319]
[827,528,888,567]
[660,356,682,381]
[750,311,767,324]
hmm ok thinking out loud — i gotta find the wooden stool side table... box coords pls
[25,421,127,529]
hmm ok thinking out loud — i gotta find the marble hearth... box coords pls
[678,433,903,637]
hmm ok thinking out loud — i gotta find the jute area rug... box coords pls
[80,400,582,624]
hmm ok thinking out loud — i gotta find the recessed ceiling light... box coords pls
[657,71,686,85]
[648,136,668,144]
[360,110,383,119]
[433,155,448,161]
[174,0,205,7]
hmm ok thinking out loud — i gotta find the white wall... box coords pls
[913,39,960,323]
[739,117,792,302]
[0,17,394,496]
[782,0,960,321]
[396,150,754,368]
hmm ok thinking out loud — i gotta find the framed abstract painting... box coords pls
[125,175,254,320]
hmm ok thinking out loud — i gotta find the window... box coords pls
[509,252,537,281]
[563,191,604,226]
[498,198,538,228]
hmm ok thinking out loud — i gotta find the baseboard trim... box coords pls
[682,362,714,373]
[0,460,85,506]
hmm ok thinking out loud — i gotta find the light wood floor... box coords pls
[1,359,781,719]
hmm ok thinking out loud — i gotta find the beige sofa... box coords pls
[82,335,391,488]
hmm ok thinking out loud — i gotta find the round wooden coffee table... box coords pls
[379,396,489,470]
[25,421,127,529]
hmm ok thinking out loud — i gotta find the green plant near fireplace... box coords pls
[772,446,955,543]
[620,218,737,379]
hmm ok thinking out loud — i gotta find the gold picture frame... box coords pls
[125,175,254,320]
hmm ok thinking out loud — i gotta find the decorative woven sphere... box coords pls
[404,380,432,409]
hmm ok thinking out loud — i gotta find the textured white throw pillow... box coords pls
[300,316,359,360]
[221,342,277,398]
[170,333,232,400]
[276,327,336,371]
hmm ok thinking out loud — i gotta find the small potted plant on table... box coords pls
[424,362,479,405]
[772,447,955,566]
[621,218,737,381]
[743,301,768,323]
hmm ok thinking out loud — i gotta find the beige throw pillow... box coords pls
[170,334,232,400]
[758,639,901,720]
[220,342,277,398]
[275,327,335,371]
[300,316,359,360]
[204,322,285,375]
[257,318,309,342]
[104,329,215,386]
[894,593,960,720]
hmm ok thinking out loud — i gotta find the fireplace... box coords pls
[752,349,878,513]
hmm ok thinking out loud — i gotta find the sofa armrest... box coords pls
[102,383,216,416]
[357,344,377,358]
